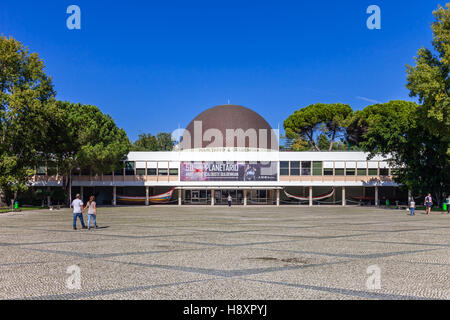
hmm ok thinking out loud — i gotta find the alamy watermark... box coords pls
[66,265,81,290]
[66,5,81,30]
[366,265,381,290]
[367,5,381,30]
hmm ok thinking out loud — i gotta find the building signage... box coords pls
[180,161,278,182]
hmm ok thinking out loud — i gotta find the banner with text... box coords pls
[180,161,278,182]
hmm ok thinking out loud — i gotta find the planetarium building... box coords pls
[32,105,406,206]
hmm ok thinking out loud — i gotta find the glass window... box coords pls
[147,168,157,176]
[280,161,289,176]
[380,168,389,176]
[125,161,134,176]
[368,168,378,176]
[169,168,178,176]
[136,168,145,176]
[313,162,322,176]
[346,168,355,176]
[290,161,300,176]
[36,164,46,176]
[158,168,168,176]
[324,168,333,176]
[357,168,367,176]
[301,161,311,176]
[335,168,345,176]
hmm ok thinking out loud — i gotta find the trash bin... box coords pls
[444,203,448,211]
[14,201,19,210]
[386,199,390,206]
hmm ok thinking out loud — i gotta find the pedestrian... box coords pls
[424,193,433,215]
[227,193,232,207]
[72,194,86,230]
[446,195,450,214]
[83,195,98,230]
[409,198,415,216]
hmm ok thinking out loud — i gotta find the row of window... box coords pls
[280,161,392,176]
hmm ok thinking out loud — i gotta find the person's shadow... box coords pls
[95,226,110,229]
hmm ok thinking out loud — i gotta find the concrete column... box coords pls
[342,186,346,206]
[178,188,182,206]
[80,186,84,203]
[309,186,313,207]
[276,189,280,207]
[375,186,379,206]
[47,186,52,207]
[244,190,248,206]
[145,186,149,206]
[211,189,215,206]
[112,186,116,206]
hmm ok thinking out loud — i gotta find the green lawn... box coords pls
[0,206,45,214]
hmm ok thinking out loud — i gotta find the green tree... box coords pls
[132,133,159,151]
[355,100,449,205]
[406,4,449,151]
[132,132,174,151]
[283,103,353,151]
[0,36,55,204]
[48,101,131,202]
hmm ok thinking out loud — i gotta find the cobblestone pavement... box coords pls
[1,206,449,300]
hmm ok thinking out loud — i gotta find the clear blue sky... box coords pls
[0,0,443,141]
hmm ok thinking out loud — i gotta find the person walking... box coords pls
[83,196,98,230]
[446,195,450,214]
[409,198,416,216]
[227,193,232,207]
[72,194,86,230]
[424,194,433,215]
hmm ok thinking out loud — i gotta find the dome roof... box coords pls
[179,105,277,151]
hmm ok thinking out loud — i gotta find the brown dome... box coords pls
[179,105,277,151]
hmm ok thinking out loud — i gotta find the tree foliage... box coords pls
[0,36,55,200]
[406,4,449,147]
[47,101,131,200]
[132,132,174,151]
[283,103,353,151]
[354,100,449,204]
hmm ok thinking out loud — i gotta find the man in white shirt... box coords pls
[72,194,86,230]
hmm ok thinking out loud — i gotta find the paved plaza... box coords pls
[0,205,449,300]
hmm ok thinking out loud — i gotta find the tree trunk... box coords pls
[329,128,336,151]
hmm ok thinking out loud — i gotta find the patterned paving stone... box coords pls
[0,206,449,300]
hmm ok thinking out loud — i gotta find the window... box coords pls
[290,161,300,176]
[147,168,157,176]
[36,164,46,176]
[280,161,289,176]
[158,168,168,176]
[125,162,134,176]
[313,162,322,176]
[136,168,145,176]
[169,168,178,176]
[324,168,334,176]
[335,168,345,176]
[368,168,378,176]
[380,168,389,176]
[346,168,355,176]
[301,161,311,176]
[357,168,367,176]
